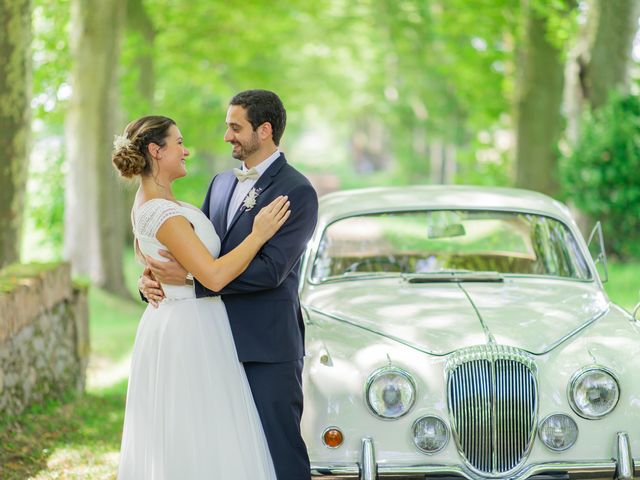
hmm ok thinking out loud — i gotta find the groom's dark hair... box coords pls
[230,89,287,146]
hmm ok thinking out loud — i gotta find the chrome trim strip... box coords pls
[303,305,609,357]
[310,464,358,476]
[360,437,376,480]
[457,283,496,345]
[305,305,450,356]
[617,432,634,480]
[538,305,609,354]
[310,461,617,479]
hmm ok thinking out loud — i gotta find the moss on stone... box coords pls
[72,276,91,292]
[0,262,62,293]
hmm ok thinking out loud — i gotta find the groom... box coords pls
[141,89,318,479]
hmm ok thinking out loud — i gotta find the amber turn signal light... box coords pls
[322,427,344,448]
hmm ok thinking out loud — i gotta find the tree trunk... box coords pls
[514,2,565,196]
[65,0,129,296]
[585,0,640,109]
[0,0,31,268]
[122,0,156,245]
[126,0,155,108]
[566,0,640,143]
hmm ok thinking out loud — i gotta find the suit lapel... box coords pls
[210,173,237,239]
[223,154,287,243]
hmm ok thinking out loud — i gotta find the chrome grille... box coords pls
[446,345,538,475]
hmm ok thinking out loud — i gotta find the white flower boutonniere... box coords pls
[242,187,261,211]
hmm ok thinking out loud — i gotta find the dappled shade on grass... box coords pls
[0,380,127,480]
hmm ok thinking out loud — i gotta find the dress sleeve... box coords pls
[133,199,183,239]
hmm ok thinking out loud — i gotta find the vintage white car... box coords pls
[300,185,640,480]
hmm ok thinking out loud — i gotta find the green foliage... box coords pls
[114,0,522,186]
[22,140,65,262]
[32,0,71,124]
[560,92,640,259]
[605,261,640,311]
[24,0,637,266]
[455,134,512,187]
[531,0,579,52]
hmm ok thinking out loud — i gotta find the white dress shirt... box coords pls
[227,150,281,227]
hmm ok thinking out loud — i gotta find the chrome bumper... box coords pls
[311,433,637,480]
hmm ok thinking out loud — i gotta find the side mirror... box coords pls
[587,221,608,283]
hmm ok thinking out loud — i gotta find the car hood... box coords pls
[303,277,609,355]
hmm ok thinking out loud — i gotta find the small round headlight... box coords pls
[412,415,449,453]
[366,367,416,419]
[569,367,620,419]
[539,414,578,451]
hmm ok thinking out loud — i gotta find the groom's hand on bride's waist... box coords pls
[139,267,165,308]
[146,251,189,287]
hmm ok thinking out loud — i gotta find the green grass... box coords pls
[89,288,144,362]
[0,383,128,479]
[0,250,144,480]
[605,261,640,312]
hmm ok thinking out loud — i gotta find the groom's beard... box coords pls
[231,132,260,161]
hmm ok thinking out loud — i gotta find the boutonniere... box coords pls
[242,187,262,211]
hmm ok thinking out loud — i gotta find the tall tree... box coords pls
[124,0,155,113]
[0,0,32,268]
[583,0,640,109]
[566,0,640,142]
[121,0,156,244]
[64,0,128,296]
[514,2,568,195]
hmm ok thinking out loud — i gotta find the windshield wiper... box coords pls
[402,270,504,283]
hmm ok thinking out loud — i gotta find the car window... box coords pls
[311,210,591,282]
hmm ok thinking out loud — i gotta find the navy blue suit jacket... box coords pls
[195,153,318,363]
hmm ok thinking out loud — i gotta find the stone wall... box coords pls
[0,263,89,417]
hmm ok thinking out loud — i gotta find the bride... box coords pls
[112,115,286,479]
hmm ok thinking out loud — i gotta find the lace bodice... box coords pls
[133,199,220,300]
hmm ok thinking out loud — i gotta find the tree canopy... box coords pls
[3,0,639,277]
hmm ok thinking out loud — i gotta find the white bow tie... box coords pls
[233,167,260,182]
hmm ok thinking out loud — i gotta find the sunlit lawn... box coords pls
[0,252,638,479]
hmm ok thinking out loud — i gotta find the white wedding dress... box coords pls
[118,199,276,480]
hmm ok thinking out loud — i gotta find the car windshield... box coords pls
[311,210,591,282]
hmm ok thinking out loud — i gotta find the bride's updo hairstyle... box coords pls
[112,115,176,178]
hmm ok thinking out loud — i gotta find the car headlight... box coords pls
[412,415,449,453]
[365,367,416,419]
[539,414,578,451]
[568,367,620,419]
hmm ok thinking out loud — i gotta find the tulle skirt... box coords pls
[118,296,276,479]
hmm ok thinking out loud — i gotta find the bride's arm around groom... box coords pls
[144,89,318,480]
